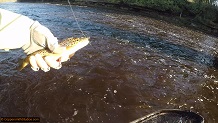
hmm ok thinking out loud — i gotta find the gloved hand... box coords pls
[0,9,72,72]
[23,21,72,72]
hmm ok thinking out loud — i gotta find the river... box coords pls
[0,2,218,123]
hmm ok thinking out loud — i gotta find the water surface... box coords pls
[0,2,218,123]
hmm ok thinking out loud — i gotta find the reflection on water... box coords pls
[0,2,218,123]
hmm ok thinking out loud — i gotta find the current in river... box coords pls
[0,2,218,123]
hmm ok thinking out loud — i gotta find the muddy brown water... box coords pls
[0,2,218,123]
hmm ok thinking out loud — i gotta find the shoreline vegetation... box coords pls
[67,0,218,38]
[3,0,218,37]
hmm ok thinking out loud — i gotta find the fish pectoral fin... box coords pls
[69,53,75,59]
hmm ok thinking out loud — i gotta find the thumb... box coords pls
[52,45,66,54]
[53,46,70,62]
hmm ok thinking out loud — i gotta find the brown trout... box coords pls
[18,37,90,71]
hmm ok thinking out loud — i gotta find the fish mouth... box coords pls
[58,37,89,62]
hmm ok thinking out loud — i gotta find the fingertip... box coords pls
[41,67,50,72]
[44,56,62,69]
[35,54,50,71]
[60,53,70,62]
[29,55,39,71]
[31,67,39,71]
[54,63,62,70]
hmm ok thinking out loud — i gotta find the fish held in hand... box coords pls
[18,37,90,71]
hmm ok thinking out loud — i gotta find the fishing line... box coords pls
[67,0,86,37]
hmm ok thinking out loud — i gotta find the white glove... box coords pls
[0,9,71,72]
[22,21,59,55]
[25,21,69,72]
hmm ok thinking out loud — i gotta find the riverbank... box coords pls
[49,1,218,38]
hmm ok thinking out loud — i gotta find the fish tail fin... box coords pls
[17,58,29,71]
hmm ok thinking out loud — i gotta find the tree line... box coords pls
[107,0,218,24]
